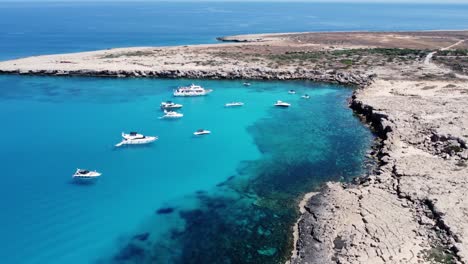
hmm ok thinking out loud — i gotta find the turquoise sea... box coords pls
[0,76,372,263]
[1,1,467,264]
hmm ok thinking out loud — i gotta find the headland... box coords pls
[1,30,467,263]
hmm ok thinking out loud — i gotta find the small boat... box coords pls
[73,168,102,180]
[194,129,211,136]
[115,132,158,147]
[160,101,183,110]
[225,102,244,107]
[160,110,183,119]
[173,84,213,97]
[302,94,310,99]
[274,100,291,107]
[288,90,296,94]
[243,82,251,86]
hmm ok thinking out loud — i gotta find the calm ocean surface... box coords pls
[1,2,468,61]
[0,2,467,264]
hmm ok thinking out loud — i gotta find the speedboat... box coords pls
[73,168,101,180]
[115,132,158,147]
[288,90,296,94]
[173,84,213,97]
[302,94,310,99]
[225,102,244,107]
[160,110,184,119]
[194,129,211,136]
[243,82,251,86]
[160,101,183,110]
[274,100,291,107]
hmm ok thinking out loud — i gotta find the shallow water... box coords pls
[0,75,373,263]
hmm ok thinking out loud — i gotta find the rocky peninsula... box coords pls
[1,31,468,264]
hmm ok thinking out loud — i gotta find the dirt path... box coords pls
[424,39,465,65]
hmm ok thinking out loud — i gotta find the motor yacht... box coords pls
[160,101,183,110]
[243,82,251,86]
[274,100,291,107]
[160,110,184,119]
[73,168,102,180]
[115,132,158,147]
[194,129,211,136]
[302,94,310,99]
[288,90,296,94]
[225,102,244,107]
[173,84,213,97]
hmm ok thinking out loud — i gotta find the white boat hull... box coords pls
[73,169,102,180]
[160,114,183,119]
[115,136,157,147]
[225,103,244,107]
[194,130,211,136]
[173,90,212,97]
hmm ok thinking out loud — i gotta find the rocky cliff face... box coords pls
[290,79,468,264]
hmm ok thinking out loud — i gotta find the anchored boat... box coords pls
[225,102,244,107]
[194,129,211,136]
[173,84,213,97]
[73,168,102,180]
[160,110,183,119]
[274,100,291,107]
[115,132,158,147]
[302,94,310,99]
[288,90,296,94]
[160,101,183,110]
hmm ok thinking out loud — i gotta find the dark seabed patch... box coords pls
[155,207,175,215]
[101,86,374,264]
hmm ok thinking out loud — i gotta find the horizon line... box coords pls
[1,0,468,3]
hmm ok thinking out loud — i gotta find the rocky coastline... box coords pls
[1,30,467,263]
[0,68,373,87]
[290,78,468,263]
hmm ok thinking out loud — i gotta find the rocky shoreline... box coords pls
[1,31,467,263]
[290,78,468,263]
[0,68,374,87]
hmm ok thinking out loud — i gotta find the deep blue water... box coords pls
[1,1,466,263]
[1,2,468,60]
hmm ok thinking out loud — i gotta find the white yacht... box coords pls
[243,82,251,86]
[115,132,158,147]
[288,90,296,94]
[173,84,213,97]
[160,110,184,119]
[194,129,211,136]
[160,101,183,110]
[302,94,310,99]
[274,100,291,107]
[225,102,244,107]
[73,169,102,180]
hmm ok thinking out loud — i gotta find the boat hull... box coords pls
[115,137,157,147]
[173,90,213,97]
[225,103,244,107]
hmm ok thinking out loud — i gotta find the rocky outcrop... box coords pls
[0,68,373,87]
[291,79,468,264]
